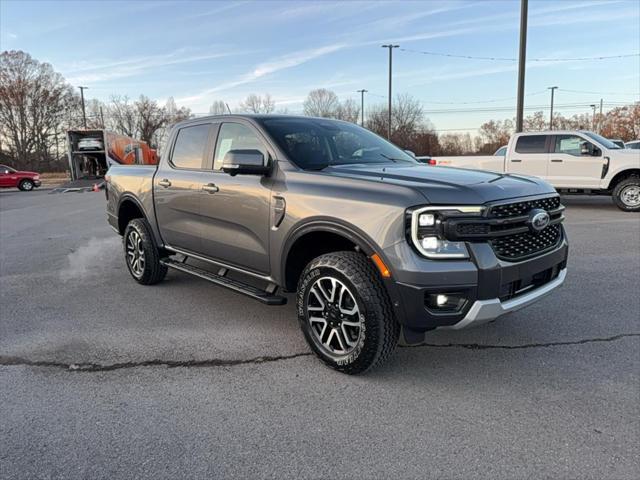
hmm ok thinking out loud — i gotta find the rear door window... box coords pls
[171,124,211,169]
[515,135,548,154]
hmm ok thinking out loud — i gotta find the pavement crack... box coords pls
[0,352,313,372]
[1,334,637,372]
[405,333,640,350]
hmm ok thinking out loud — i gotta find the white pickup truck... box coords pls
[431,130,640,212]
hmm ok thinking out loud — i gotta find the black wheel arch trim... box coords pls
[280,218,406,321]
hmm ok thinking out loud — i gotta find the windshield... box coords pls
[581,131,621,149]
[258,118,417,170]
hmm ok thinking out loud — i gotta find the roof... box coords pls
[174,114,351,129]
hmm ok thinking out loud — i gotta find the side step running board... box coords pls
[160,258,286,306]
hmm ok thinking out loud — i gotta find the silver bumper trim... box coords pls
[440,268,567,330]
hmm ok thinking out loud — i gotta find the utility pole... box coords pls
[599,98,603,133]
[100,107,105,128]
[548,86,558,130]
[381,44,399,139]
[590,104,597,131]
[515,0,528,132]
[357,89,368,126]
[78,86,88,128]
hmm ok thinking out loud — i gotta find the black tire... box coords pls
[123,218,168,285]
[612,175,640,212]
[18,179,34,191]
[296,251,400,374]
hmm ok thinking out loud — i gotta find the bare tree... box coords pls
[209,101,228,115]
[239,93,275,114]
[134,95,166,146]
[523,111,547,132]
[108,95,138,137]
[477,119,513,153]
[303,89,339,117]
[335,98,360,123]
[366,94,424,147]
[0,50,75,170]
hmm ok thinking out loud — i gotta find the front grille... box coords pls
[444,194,564,262]
[491,224,561,260]
[456,223,490,235]
[489,196,561,218]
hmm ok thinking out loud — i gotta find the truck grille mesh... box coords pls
[489,196,561,218]
[491,224,561,260]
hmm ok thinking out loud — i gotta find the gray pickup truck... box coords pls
[106,115,568,374]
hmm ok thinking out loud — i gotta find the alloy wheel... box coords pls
[126,230,145,277]
[306,276,362,356]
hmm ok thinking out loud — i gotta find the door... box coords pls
[547,134,605,188]
[0,166,17,187]
[154,122,215,252]
[507,135,549,178]
[198,121,273,274]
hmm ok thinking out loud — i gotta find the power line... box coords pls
[558,88,640,96]
[399,47,640,62]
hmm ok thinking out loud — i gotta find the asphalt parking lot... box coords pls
[0,189,638,479]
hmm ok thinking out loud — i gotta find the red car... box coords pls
[0,164,41,191]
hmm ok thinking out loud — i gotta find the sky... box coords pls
[1,0,639,133]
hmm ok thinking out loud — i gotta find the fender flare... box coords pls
[279,218,392,285]
[116,194,149,232]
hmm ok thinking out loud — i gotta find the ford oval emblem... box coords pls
[528,209,550,233]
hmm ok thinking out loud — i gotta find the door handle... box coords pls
[202,183,219,193]
[158,179,171,188]
[511,159,522,163]
[550,159,563,163]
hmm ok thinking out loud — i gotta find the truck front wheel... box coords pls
[296,251,400,374]
[18,179,34,191]
[123,218,167,285]
[612,175,640,212]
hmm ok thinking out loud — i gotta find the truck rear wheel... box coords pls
[18,179,34,191]
[612,175,640,212]
[123,218,167,285]
[296,251,399,374]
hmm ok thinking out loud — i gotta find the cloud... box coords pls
[7,32,17,39]
[64,48,244,84]
[175,43,346,105]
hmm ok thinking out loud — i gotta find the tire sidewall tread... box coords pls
[123,218,168,285]
[612,175,640,212]
[297,251,399,374]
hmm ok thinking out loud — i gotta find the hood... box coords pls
[324,163,555,204]
[15,170,39,176]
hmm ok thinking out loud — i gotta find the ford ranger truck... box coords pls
[106,115,569,374]
[431,130,640,212]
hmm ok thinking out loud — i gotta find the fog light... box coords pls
[436,294,448,306]
[425,292,467,313]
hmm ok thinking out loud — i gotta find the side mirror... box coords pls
[404,149,416,158]
[580,142,593,156]
[222,149,269,176]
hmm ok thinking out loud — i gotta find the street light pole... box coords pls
[590,104,597,131]
[381,44,399,139]
[357,89,368,127]
[548,86,558,130]
[515,0,528,132]
[78,86,88,128]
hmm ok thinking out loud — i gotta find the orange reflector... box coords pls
[371,253,391,278]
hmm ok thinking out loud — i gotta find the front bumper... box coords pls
[33,180,41,187]
[440,268,566,330]
[382,230,568,338]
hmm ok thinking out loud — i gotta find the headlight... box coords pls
[410,206,484,259]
